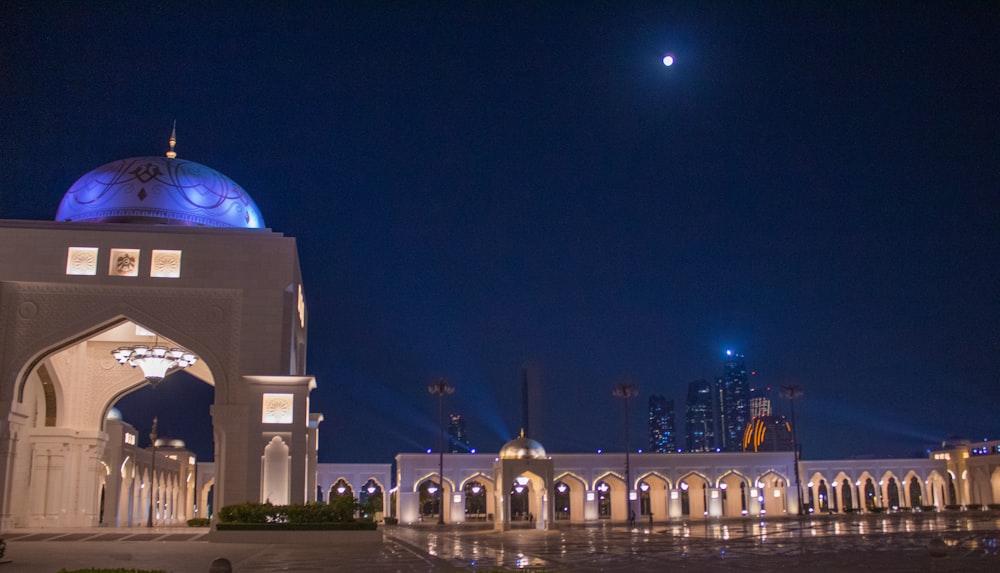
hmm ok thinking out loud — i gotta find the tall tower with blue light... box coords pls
[684,379,716,452]
[716,350,751,452]
[448,413,471,453]
[648,395,676,452]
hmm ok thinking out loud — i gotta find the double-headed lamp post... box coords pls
[780,384,804,516]
[428,378,454,525]
[147,416,158,528]
[613,382,638,524]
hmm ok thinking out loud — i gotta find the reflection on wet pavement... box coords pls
[388,513,1000,572]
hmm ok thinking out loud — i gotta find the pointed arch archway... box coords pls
[0,219,317,530]
[553,472,587,523]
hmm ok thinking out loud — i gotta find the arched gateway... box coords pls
[0,148,320,530]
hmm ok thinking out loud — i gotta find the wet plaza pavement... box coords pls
[2,512,999,572]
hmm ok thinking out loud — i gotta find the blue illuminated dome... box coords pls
[56,156,264,228]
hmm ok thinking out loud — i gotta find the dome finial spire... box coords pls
[166,121,177,159]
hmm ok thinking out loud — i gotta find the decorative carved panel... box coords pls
[108,249,140,277]
[262,393,294,424]
[66,247,99,276]
[150,250,182,278]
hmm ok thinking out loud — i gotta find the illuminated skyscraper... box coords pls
[749,385,772,418]
[716,350,751,452]
[448,413,471,453]
[648,395,676,452]
[685,379,716,452]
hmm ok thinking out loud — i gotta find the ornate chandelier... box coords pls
[111,344,198,384]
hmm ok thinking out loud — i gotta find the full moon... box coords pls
[662,53,675,67]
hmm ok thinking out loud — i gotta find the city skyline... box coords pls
[3,2,998,463]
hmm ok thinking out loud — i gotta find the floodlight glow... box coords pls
[662,53,674,67]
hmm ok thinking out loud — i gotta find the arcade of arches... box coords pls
[395,447,1000,526]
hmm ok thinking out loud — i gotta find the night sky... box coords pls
[2,2,998,464]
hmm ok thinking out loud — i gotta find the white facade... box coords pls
[393,449,967,525]
[0,154,320,531]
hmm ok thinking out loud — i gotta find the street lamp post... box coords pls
[613,382,638,526]
[781,384,804,516]
[428,378,454,525]
[147,416,158,528]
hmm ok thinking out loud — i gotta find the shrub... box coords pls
[218,502,276,524]
[216,521,377,531]
[187,518,210,527]
[383,517,399,525]
[217,499,362,525]
[944,504,963,511]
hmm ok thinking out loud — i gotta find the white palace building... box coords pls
[1,145,998,531]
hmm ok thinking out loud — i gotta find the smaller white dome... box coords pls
[499,434,547,460]
[154,437,186,449]
[106,407,123,421]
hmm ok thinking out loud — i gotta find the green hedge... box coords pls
[187,518,210,527]
[216,521,377,531]
[217,498,363,525]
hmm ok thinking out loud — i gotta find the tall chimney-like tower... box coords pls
[521,366,531,437]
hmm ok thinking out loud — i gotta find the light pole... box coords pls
[613,382,638,525]
[147,416,158,528]
[428,378,454,525]
[781,384,804,516]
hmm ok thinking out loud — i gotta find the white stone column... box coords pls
[667,488,683,519]
[583,491,598,521]
[398,491,419,524]
[747,486,762,516]
[707,487,723,517]
[450,491,466,523]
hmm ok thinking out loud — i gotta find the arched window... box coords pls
[331,478,353,501]
[841,479,853,512]
[510,480,529,520]
[419,480,441,519]
[638,481,651,516]
[887,478,900,509]
[864,478,876,510]
[596,481,612,518]
[465,481,486,519]
[947,474,957,505]
[680,482,690,515]
[359,479,382,519]
[554,481,571,520]
[909,477,923,508]
[817,480,829,512]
